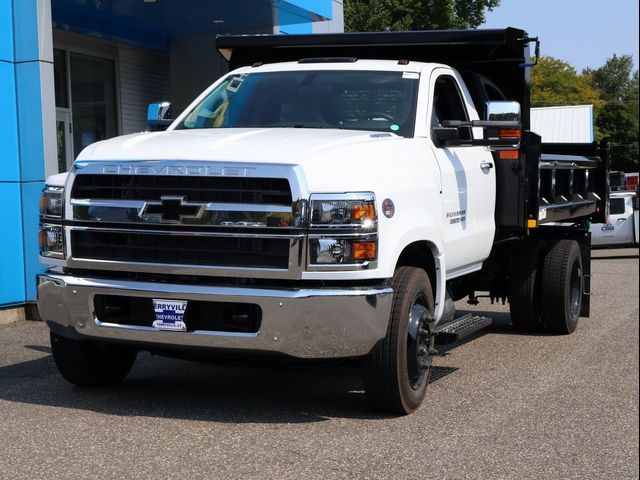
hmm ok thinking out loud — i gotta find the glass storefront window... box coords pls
[53,49,68,108]
[70,53,118,156]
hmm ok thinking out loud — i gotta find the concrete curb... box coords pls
[0,307,26,325]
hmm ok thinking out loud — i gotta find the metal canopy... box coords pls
[216,28,530,67]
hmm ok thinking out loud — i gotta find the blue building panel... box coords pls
[0,183,26,306]
[15,61,46,183]
[278,9,313,34]
[0,0,14,62]
[11,0,40,62]
[282,0,333,20]
[0,62,20,182]
[21,181,45,302]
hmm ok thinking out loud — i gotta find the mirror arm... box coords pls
[442,120,521,129]
[464,138,521,147]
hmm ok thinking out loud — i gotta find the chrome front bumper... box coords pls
[37,273,393,359]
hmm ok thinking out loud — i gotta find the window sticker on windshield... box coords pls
[390,124,400,131]
[226,75,246,93]
[402,72,419,80]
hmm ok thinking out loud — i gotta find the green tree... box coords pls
[586,54,636,101]
[596,102,639,170]
[588,55,639,170]
[530,56,603,110]
[344,0,501,32]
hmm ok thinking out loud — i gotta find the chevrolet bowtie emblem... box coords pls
[140,196,205,223]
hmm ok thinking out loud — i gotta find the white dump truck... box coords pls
[37,29,608,414]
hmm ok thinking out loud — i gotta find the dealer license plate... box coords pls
[152,299,187,331]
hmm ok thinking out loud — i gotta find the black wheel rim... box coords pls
[569,261,582,318]
[406,294,431,390]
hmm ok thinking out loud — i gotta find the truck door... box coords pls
[428,70,496,273]
[596,196,634,245]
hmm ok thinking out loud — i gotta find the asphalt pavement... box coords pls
[1,248,638,480]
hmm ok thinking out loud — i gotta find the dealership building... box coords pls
[0,0,343,313]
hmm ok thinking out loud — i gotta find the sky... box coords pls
[482,0,639,72]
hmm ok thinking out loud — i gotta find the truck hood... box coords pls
[77,128,401,164]
[75,128,417,192]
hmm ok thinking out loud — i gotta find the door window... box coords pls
[431,75,472,143]
[609,198,626,215]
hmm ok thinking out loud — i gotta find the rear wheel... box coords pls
[541,239,583,334]
[508,239,546,332]
[50,332,137,386]
[362,267,435,415]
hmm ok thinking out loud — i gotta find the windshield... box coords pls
[175,70,419,137]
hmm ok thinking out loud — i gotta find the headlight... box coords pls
[39,224,65,258]
[40,186,65,258]
[307,193,378,269]
[40,187,64,218]
[309,238,377,265]
[310,193,376,229]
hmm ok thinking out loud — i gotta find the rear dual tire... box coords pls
[540,239,583,334]
[508,238,583,334]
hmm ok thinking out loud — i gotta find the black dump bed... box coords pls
[216,29,608,232]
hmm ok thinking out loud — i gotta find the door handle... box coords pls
[480,162,494,171]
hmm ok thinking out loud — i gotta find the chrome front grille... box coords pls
[71,230,291,269]
[71,174,292,205]
[64,161,307,278]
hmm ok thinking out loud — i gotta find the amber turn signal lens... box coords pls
[499,150,519,160]
[498,128,521,139]
[351,241,376,260]
[39,194,47,214]
[351,203,375,222]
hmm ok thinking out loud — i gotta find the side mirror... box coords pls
[485,101,521,123]
[441,100,522,150]
[146,101,172,131]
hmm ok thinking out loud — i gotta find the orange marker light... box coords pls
[352,203,375,222]
[39,194,47,214]
[351,241,376,260]
[499,128,521,139]
[499,150,519,160]
[527,219,537,228]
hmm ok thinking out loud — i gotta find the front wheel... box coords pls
[50,332,138,386]
[362,267,435,415]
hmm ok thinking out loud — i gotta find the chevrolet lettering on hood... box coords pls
[101,164,257,176]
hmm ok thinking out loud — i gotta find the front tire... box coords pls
[50,332,137,386]
[362,267,435,415]
[541,239,583,334]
